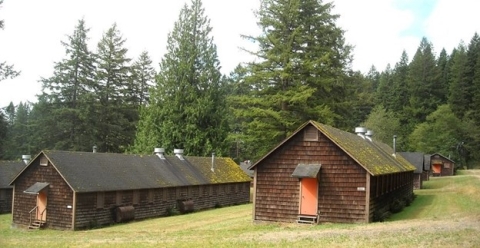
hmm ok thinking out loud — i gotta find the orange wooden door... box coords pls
[300,178,318,215]
[37,191,47,221]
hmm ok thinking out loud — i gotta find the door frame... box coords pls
[36,190,48,221]
[298,177,319,216]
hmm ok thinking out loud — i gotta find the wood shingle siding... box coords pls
[250,121,416,224]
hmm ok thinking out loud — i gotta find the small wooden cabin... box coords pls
[0,161,26,214]
[249,121,415,224]
[398,152,430,189]
[10,149,251,230]
[429,153,455,177]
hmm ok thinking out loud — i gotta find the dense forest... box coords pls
[1,0,478,168]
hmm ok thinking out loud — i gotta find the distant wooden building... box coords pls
[10,149,251,230]
[0,160,26,214]
[398,152,430,189]
[429,153,455,177]
[249,121,415,224]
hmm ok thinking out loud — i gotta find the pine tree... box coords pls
[132,0,229,156]
[0,109,7,159]
[231,0,353,159]
[448,43,469,118]
[37,19,96,151]
[94,23,133,153]
[405,37,441,125]
[3,102,31,159]
[127,51,156,106]
[375,64,394,109]
[436,48,450,105]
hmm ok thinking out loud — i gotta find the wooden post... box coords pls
[365,173,371,223]
[71,191,76,230]
[252,168,257,220]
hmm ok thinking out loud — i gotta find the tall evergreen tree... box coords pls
[448,44,469,118]
[127,51,156,106]
[375,64,394,109]
[3,102,31,159]
[391,51,410,113]
[231,0,353,159]
[436,48,450,104]
[405,37,441,126]
[132,0,229,156]
[37,19,96,151]
[94,23,133,153]
[0,110,7,159]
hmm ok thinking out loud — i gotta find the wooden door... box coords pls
[37,191,47,221]
[300,178,318,215]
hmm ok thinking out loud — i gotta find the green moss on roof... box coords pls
[311,121,415,175]
[34,150,250,192]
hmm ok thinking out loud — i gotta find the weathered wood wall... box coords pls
[12,157,74,230]
[368,172,413,222]
[74,182,250,230]
[254,131,368,223]
[0,189,13,214]
[254,127,415,224]
[413,173,422,189]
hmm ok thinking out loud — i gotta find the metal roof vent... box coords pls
[154,148,166,160]
[174,149,184,160]
[392,135,397,157]
[22,154,31,165]
[211,152,215,172]
[355,127,367,139]
[365,130,373,141]
[93,145,97,153]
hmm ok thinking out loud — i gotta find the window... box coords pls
[40,157,48,166]
[0,189,5,200]
[133,190,140,205]
[148,189,154,203]
[304,126,319,141]
[97,192,105,209]
[116,191,122,205]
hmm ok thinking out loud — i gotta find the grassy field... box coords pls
[1,170,480,248]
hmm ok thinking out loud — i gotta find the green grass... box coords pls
[1,171,480,247]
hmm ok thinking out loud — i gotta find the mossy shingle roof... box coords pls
[12,150,251,193]
[251,120,415,176]
[0,161,26,189]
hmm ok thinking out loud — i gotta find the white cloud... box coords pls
[333,0,418,72]
[1,0,479,108]
[425,0,480,53]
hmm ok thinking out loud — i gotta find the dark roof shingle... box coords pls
[0,161,26,189]
[14,151,250,193]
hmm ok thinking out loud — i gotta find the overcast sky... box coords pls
[1,0,480,108]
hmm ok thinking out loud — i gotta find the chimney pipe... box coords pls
[21,155,31,165]
[174,149,184,160]
[211,152,215,172]
[365,130,373,141]
[393,135,397,157]
[154,148,166,159]
[355,127,367,139]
